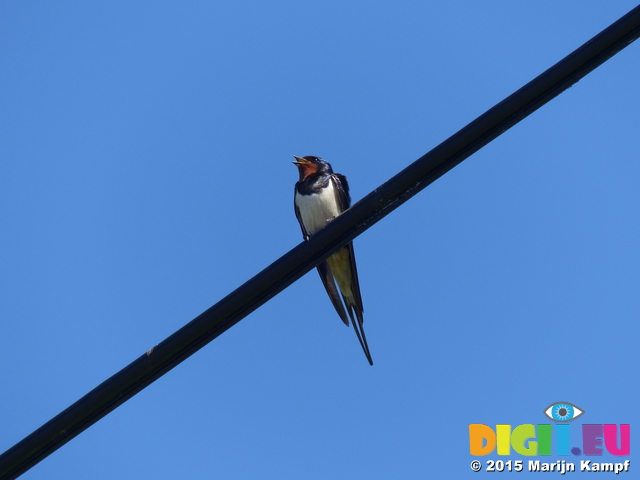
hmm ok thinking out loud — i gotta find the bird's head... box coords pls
[292,156,333,181]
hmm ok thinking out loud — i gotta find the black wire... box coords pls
[2,6,639,479]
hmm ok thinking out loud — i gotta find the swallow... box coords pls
[293,155,373,365]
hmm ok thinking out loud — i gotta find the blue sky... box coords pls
[1,2,638,478]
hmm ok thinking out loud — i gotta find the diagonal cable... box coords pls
[1,5,639,480]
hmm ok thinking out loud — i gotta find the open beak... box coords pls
[292,155,310,166]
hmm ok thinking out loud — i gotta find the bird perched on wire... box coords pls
[292,155,373,365]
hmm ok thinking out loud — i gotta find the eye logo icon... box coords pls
[543,402,584,422]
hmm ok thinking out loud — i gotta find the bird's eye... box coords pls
[543,402,584,422]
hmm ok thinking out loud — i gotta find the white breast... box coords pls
[295,180,341,235]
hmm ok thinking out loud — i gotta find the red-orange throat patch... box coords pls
[295,160,318,181]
